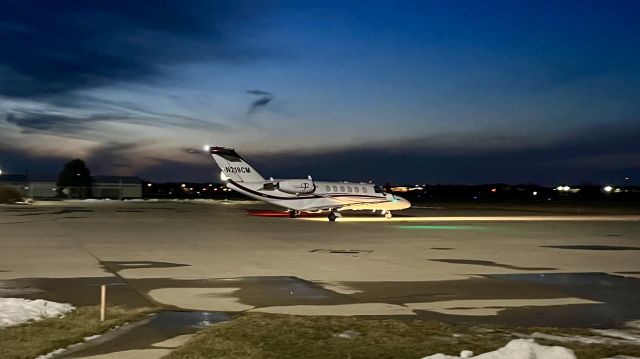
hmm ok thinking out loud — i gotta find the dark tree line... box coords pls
[56,159,92,198]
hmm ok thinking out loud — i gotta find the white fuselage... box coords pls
[206,146,411,214]
[226,179,411,212]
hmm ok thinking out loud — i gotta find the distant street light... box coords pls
[603,186,613,193]
[0,168,3,175]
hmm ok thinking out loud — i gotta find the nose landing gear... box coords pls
[382,210,393,219]
[328,211,342,222]
[289,210,301,218]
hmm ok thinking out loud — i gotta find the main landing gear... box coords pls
[289,210,301,218]
[328,211,342,222]
[382,210,393,219]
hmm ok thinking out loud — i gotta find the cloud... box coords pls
[245,121,640,185]
[0,1,267,99]
[0,3,242,152]
[246,89,274,115]
[2,120,638,184]
[6,111,95,134]
[83,141,150,173]
[2,96,229,139]
[246,90,273,96]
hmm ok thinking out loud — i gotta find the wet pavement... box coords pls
[541,245,640,251]
[60,311,230,358]
[1,200,639,332]
[429,259,556,271]
[3,272,640,328]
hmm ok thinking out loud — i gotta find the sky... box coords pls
[0,0,639,185]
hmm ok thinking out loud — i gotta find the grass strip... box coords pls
[167,313,640,359]
[0,306,155,359]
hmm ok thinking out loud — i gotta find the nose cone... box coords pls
[386,194,411,210]
[396,195,411,210]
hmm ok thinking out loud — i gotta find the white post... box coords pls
[100,285,106,321]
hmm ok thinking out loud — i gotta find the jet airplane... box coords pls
[207,146,411,221]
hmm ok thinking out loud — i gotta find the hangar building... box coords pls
[0,174,142,199]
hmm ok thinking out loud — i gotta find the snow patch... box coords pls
[626,321,640,330]
[523,330,640,346]
[34,347,68,359]
[592,329,640,342]
[530,332,613,345]
[0,298,75,328]
[421,339,576,359]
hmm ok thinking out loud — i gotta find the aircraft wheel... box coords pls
[385,211,392,219]
[328,212,337,222]
[289,210,300,218]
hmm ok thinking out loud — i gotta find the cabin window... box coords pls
[347,186,352,193]
[333,185,338,192]
[362,187,367,193]
[354,187,359,193]
[326,185,330,192]
[340,186,345,192]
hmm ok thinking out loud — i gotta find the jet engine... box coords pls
[277,179,316,195]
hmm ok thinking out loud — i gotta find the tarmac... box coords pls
[1,199,640,357]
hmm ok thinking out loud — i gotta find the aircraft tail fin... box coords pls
[207,146,265,182]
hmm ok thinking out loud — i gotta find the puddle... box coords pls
[10,212,56,216]
[1,275,348,310]
[0,277,152,308]
[542,245,640,251]
[485,273,640,327]
[2,208,47,212]
[340,273,640,327]
[6,273,639,329]
[60,311,230,358]
[101,261,190,273]
[9,207,93,216]
[310,249,373,257]
[143,207,185,211]
[231,276,342,306]
[430,259,556,271]
[140,276,345,309]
